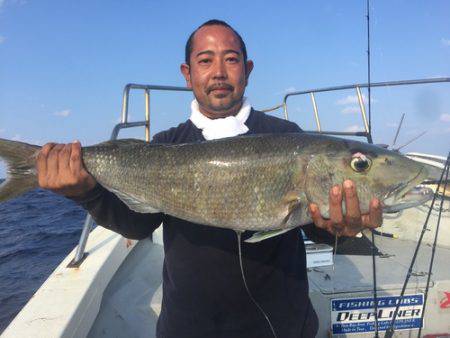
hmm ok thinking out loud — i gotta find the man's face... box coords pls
[181,25,253,119]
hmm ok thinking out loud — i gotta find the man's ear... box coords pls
[245,60,254,85]
[180,63,192,88]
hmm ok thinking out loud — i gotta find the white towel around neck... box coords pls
[189,98,251,140]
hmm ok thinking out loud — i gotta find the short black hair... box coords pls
[185,19,247,66]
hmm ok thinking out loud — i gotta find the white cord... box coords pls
[236,231,278,338]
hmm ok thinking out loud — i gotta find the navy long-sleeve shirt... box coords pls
[74,109,319,338]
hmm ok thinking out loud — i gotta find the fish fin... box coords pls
[281,193,303,228]
[244,195,302,243]
[97,138,147,147]
[108,187,161,214]
[245,228,293,243]
[0,138,40,202]
[111,139,147,146]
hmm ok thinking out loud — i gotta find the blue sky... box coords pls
[0,0,449,177]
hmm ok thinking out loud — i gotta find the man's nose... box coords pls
[212,60,227,79]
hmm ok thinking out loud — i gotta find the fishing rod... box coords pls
[390,113,405,149]
[366,0,373,143]
[366,1,380,336]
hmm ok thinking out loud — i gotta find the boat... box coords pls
[1,77,449,337]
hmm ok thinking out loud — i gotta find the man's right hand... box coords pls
[36,141,97,197]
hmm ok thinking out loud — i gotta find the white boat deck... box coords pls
[88,238,163,338]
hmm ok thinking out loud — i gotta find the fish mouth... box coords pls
[382,167,433,213]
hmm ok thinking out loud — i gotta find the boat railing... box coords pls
[69,77,450,267]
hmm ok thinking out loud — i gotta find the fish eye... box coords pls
[350,155,372,173]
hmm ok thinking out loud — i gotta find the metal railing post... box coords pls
[121,85,131,123]
[283,102,290,120]
[355,86,370,134]
[310,92,321,132]
[145,89,150,142]
[68,215,94,267]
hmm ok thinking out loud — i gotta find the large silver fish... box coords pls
[0,134,429,240]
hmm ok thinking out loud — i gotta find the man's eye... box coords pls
[199,59,211,64]
[226,57,239,63]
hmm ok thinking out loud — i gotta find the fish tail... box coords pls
[0,138,41,202]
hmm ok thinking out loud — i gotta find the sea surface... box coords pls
[0,179,86,333]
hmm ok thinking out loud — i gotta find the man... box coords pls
[37,20,382,338]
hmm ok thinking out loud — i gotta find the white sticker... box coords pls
[331,294,424,334]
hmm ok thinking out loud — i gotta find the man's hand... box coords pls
[36,141,97,197]
[308,180,382,237]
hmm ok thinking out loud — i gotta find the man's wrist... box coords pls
[67,183,104,204]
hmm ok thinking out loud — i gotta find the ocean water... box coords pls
[0,179,86,333]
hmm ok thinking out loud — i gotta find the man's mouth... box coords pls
[207,83,234,94]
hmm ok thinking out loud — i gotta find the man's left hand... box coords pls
[308,179,382,237]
